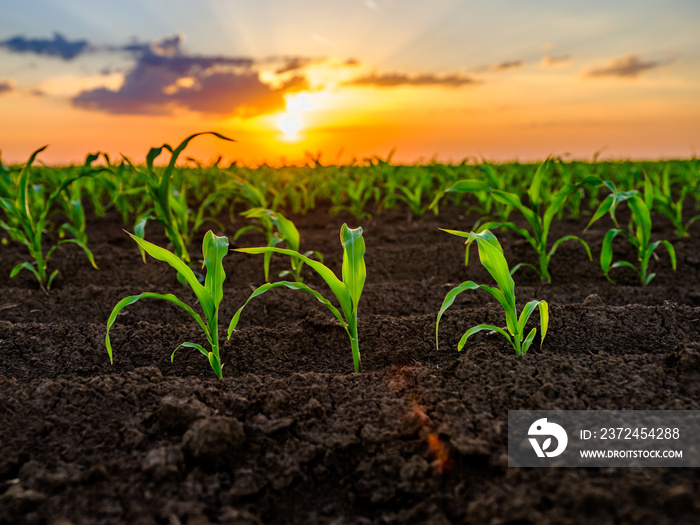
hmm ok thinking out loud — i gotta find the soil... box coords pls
[1,202,699,525]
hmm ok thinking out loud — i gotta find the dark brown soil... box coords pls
[1,203,699,525]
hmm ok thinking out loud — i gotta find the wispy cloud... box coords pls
[491,60,523,72]
[344,72,478,88]
[7,32,483,117]
[0,33,89,60]
[0,79,15,94]
[275,57,320,74]
[540,54,573,67]
[586,55,669,78]
[72,35,302,116]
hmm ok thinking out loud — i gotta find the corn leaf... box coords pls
[435,280,512,349]
[627,195,651,252]
[528,158,550,208]
[521,327,538,355]
[227,281,348,338]
[340,224,365,313]
[126,231,214,321]
[106,292,208,363]
[547,235,592,261]
[517,299,542,336]
[457,324,512,351]
[18,145,48,223]
[202,231,229,309]
[600,228,622,276]
[650,240,676,270]
[235,246,352,318]
[172,342,208,361]
[538,300,549,349]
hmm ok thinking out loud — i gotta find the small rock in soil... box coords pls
[583,293,604,305]
[157,395,211,432]
[182,416,245,470]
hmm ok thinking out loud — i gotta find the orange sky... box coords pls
[1,1,699,165]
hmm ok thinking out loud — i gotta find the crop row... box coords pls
[2,133,695,290]
[0,133,695,376]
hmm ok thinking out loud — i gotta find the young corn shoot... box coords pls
[0,146,99,292]
[125,132,234,265]
[650,165,700,237]
[228,224,365,372]
[106,230,229,378]
[430,159,601,283]
[236,207,322,282]
[436,229,548,356]
[586,179,676,285]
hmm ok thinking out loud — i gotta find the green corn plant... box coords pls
[328,171,379,219]
[436,229,548,356]
[430,159,601,283]
[228,224,365,372]
[0,146,99,292]
[236,207,322,282]
[216,170,284,223]
[392,170,434,216]
[586,179,676,285]
[54,154,111,246]
[167,178,227,247]
[106,230,229,378]
[649,165,699,237]
[124,132,234,264]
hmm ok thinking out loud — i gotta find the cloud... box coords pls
[275,57,319,74]
[344,72,478,88]
[12,32,484,116]
[586,55,668,78]
[72,35,302,116]
[0,33,89,60]
[540,54,573,67]
[0,79,15,94]
[490,60,523,72]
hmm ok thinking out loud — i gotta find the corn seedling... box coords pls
[431,159,601,283]
[106,230,229,378]
[436,229,548,356]
[0,146,99,292]
[329,172,379,219]
[650,165,700,237]
[236,207,322,282]
[228,224,365,372]
[124,132,234,264]
[587,179,676,285]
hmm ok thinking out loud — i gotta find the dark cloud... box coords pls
[344,72,478,88]
[541,54,572,67]
[491,60,523,71]
[72,35,300,116]
[586,55,668,78]
[0,79,14,94]
[344,58,360,67]
[0,33,89,60]
[275,57,316,74]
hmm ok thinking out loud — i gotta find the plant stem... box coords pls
[211,311,222,379]
[538,251,552,283]
[350,321,361,373]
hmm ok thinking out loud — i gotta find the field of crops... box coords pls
[1,135,699,524]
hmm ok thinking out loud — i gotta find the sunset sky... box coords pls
[1,0,699,165]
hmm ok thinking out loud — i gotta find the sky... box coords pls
[1,0,699,165]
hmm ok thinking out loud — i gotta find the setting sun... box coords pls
[277,113,302,140]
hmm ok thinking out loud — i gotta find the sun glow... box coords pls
[278,113,302,139]
[275,92,320,141]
